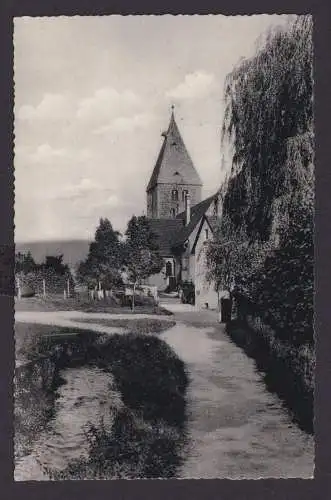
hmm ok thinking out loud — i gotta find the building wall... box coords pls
[194,219,219,310]
[205,192,223,218]
[146,189,159,218]
[179,221,200,282]
[147,183,201,219]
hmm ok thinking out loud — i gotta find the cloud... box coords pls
[76,87,141,122]
[166,71,217,100]
[93,112,154,135]
[89,193,121,209]
[61,178,103,199]
[19,144,93,166]
[17,93,73,121]
[29,143,68,163]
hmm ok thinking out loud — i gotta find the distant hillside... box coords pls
[15,240,91,269]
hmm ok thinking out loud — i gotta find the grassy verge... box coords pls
[226,319,314,434]
[44,408,186,480]
[77,317,176,335]
[15,295,173,316]
[15,322,189,479]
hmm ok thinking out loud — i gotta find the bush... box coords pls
[44,408,187,480]
[92,333,189,427]
[20,284,35,298]
[246,206,314,346]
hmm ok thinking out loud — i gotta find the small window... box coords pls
[205,229,209,240]
[182,190,188,201]
[171,189,178,201]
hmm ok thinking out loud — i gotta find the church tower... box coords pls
[146,107,202,219]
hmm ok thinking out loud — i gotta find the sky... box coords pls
[14,14,291,242]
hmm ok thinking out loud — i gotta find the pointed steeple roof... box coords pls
[146,108,202,192]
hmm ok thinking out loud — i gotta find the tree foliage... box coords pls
[207,15,314,346]
[205,215,271,294]
[222,15,313,241]
[15,251,36,274]
[123,216,163,292]
[43,255,69,275]
[77,218,123,289]
[15,252,74,295]
[249,179,314,345]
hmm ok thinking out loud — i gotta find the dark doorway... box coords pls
[165,261,173,277]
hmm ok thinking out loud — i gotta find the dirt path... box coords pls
[160,306,314,479]
[15,310,173,338]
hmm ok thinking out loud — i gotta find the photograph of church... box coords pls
[14,14,314,482]
[145,107,222,309]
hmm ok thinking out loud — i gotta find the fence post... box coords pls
[17,277,21,299]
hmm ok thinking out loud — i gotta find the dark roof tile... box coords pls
[172,194,217,247]
[149,218,183,256]
[146,111,202,192]
[148,192,220,255]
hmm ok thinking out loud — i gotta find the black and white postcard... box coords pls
[14,14,314,480]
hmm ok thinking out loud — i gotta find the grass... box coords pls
[15,322,95,363]
[15,294,173,316]
[15,322,189,479]
[226,319,314,434]
[44,408,186,480]
[78,317,176,335]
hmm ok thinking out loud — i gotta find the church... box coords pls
[144,107,222,309]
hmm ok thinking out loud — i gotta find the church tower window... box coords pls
[171,189,178,201]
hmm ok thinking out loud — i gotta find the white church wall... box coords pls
[194,219,219,310]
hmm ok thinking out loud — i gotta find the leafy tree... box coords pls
[15,251,36,274]
[249,179,314,346]
[222,15,313,241]
[43,255,68,275]
[206,16,314,346]
[123,216,163,311]
[205,214,271,296]
[77,218,123,290]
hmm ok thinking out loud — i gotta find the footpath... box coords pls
[15,303,314,478]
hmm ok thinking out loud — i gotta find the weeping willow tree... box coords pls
[207,15,314,345]
[222,15,313,242]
